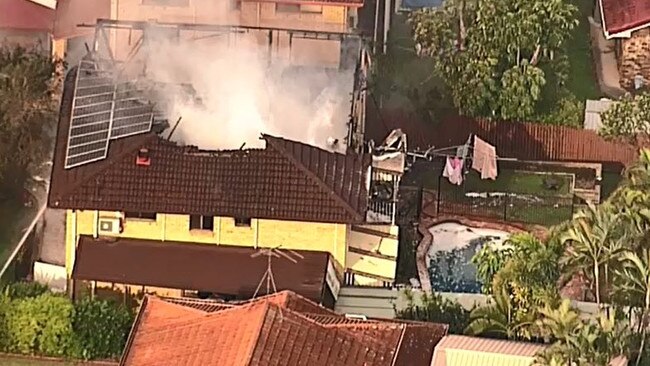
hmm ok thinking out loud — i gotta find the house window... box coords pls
[142,0,189,6]
[276,3,300,13]
[124,212,157,221]
[300,4,322,13]
[190,215,214,230]
[234,217,252,227]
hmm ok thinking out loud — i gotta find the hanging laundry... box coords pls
[443,157,464,185]
[471,137,498,180]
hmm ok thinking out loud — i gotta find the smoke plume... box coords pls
[138,29,355,152]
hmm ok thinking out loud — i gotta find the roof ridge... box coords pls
[244,301,272,366]
[262,134,365,222]
[140,300,267,336]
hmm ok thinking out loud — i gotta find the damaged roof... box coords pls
[119,291,448,366]
[72,236,333,304]
[600,0,650,36]
[48,67,370,224]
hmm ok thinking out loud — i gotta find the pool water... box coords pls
[427,223,510,293]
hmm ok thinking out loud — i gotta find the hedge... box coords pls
[0,282,134,360]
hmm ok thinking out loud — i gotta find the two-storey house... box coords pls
[46,57,402,305]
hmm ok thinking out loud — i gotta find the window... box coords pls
[234,217,252,227]
[142,0,189,6]
[124,212,157,220]
[300,4,322,13]
[276,3,300,13]
[189,215,214,230]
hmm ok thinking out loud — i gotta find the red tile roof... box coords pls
[120,291,448,366]
[72,236,334,305]
[601,0,650,35]
[0,0,55,32]
[49,67,370,224]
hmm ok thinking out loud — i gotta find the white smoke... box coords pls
[139,30,355,152]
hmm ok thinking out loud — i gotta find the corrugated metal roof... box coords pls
[431,336,546,366]
[584,99,615,131]
[431,335,628,366]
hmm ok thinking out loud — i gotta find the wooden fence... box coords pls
[366,109,640,168]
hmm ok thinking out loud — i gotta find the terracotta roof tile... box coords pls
[120,292,448,366]
[601,0,650,35]
[48,67,370,224]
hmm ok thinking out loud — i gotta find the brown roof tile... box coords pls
[49,67,370,224]
[601,0,650,35]
[72,236,332,304]
[120,292,448,366]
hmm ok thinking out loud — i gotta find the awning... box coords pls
[72,235,331,303]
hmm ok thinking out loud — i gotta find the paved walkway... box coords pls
[589,17,626,98]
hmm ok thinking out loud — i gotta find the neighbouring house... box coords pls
[431,335,628,366]
[596,0,650,90]
[50,0,363,69]
[52,0,111,65]
[119,290,449,366]
[0,0,55,52]
[46,57,403,301]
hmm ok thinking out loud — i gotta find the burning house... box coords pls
[41,18,407,299]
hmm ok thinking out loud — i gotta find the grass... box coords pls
[564,0,601,101]
[405,162,577,226]
[457,170,573,197]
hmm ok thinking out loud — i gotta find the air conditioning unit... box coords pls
[345,313,368,321]
[98,217,123,235]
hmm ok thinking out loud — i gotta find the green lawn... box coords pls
[565,0,601,101]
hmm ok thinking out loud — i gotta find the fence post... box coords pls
[571,194,575,218]
[503,194,508,221]
[436,174,442,216]
[416,183,423,219]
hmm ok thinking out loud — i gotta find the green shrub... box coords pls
[3,281,50,299]
[72,298,134,360]
[396,290,471,334]
[5,293,76,357]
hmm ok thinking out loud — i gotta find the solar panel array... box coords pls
[64,59,155,169]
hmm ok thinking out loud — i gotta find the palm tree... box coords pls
[535,299,581,344]
[464,286,534,340]
[615,249,650,366]
[561,203,626,306]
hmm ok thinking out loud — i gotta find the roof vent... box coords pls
[136,148,151,166]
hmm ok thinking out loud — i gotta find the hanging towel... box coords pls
[443,157,464,185]
[472,137,498,180]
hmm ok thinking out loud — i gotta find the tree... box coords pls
[472,243,512,294]
[409,0,578,121]
[561,204,627,306]
[396,289,471,334]
[0,46,60,197]
[615,250,650,366]
[534,301,630,366]
[72,298,134,360]
[465,286,535,340]
[600,93,650,140]
[5,293,77,357]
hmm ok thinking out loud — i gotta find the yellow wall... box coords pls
[65,210,350,278]
[107,0,348,66]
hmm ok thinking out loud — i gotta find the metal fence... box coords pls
[435,183,576,226]
[367,108,640,168]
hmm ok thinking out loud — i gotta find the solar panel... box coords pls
[64,59,154,169]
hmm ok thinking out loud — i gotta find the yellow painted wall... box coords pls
[107,0,348,65]
[65,210,352,277]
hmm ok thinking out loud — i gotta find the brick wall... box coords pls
[619,28,650,89]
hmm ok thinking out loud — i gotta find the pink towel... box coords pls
[443,157,464,185]
[472,137,498,180]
